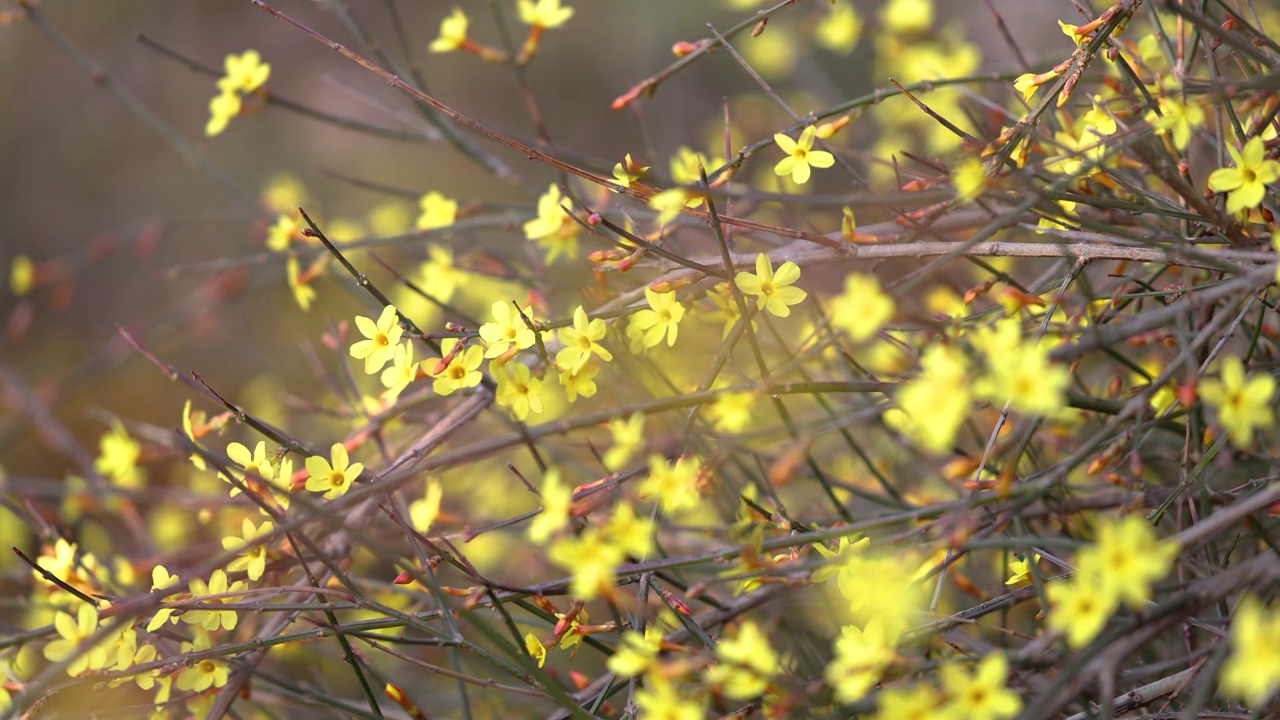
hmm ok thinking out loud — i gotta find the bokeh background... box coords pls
[0,0,1056,478]
[0,3,1072,707]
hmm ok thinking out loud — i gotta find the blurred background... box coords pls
[0,0,1065,615]
[0,0,1084,714]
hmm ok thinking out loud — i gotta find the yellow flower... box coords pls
[1207,137,1280,215]
[602,501,653,557]
[416,191,458,230]
[773,126,835,184]
[880,0,932,34]
[379,342,419,400]
[430,338,484,396]
[607,627,663,677]
[146,565,181,632]
[1198,355,1276,446]
[409,478,443,532]
[528,469,572,543]
[9,254,33,296]
[872,683,940,720]
[829,274,893,342]
[1058,19,1086,47]
[226,440,274,482]
[523,184,579,263]
[479,300,538,358]
[95,420,144,489]
[221,517,273,581]
[349,305,405,374]
[547,529,625,599]
[286,254,316,311]
[629,287,685,349]
[951,156,986,203]
[1004,553,1041,585]
[709,391,755,434]
[523,632,547,667]
[419,244,464,302]
[176,634,227,692]
[429,8,469,53]
[1219,595,1280,706]
[556,305,613,372]
[205,89,241,137]
[975,338,1071,417]
[816,2,862,54]
[936,653,1021,720]
[518,0,574,29]
[218,50,270,94]
[260,172,306,214]
[558,360,599,403]
[811,535,870,584]
[669,146,709,185]
[1147,95,1205,151]
[1046,575,1113,648]
[43,604,109,676]
[304,443,364,500]
[886,344,972,454]
[706,281,752,339]
[707,621,779,700]
[734,253,807,318]
[183,569,245,632]
[1075,514,1179,610]
[635,671,705,720]
[266,213,299,251]
[603,413,644,471]
[1012,69,1062,103]
[638,454,703,513]
[825,618,897,704]
[648,187,703,226]
[612,153,648,188]
[495,361,545,420]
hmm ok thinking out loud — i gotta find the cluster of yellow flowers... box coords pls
[205,50,270,137]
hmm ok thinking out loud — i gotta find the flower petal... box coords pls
[755,253,772,278]
[772,261,801,286]
[791,161,812,184]
[1208,168,1243,193]
[735,272,762,295]
[330,443,349,470]
[808,150,836,169]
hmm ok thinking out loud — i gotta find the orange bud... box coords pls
[952,573,982,599]
[1128,453,1145,479]
[942,455,982,481]
[648,275,699,293]
[997,464,1016,498]
[1177,378,1197,408]
[815,113,853,140]
[963,280,995,305]
[671,40,706,57]
[657,585,692,615]
[588,249,628,263]
[767,440,810,487]
[611,80,656,111]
